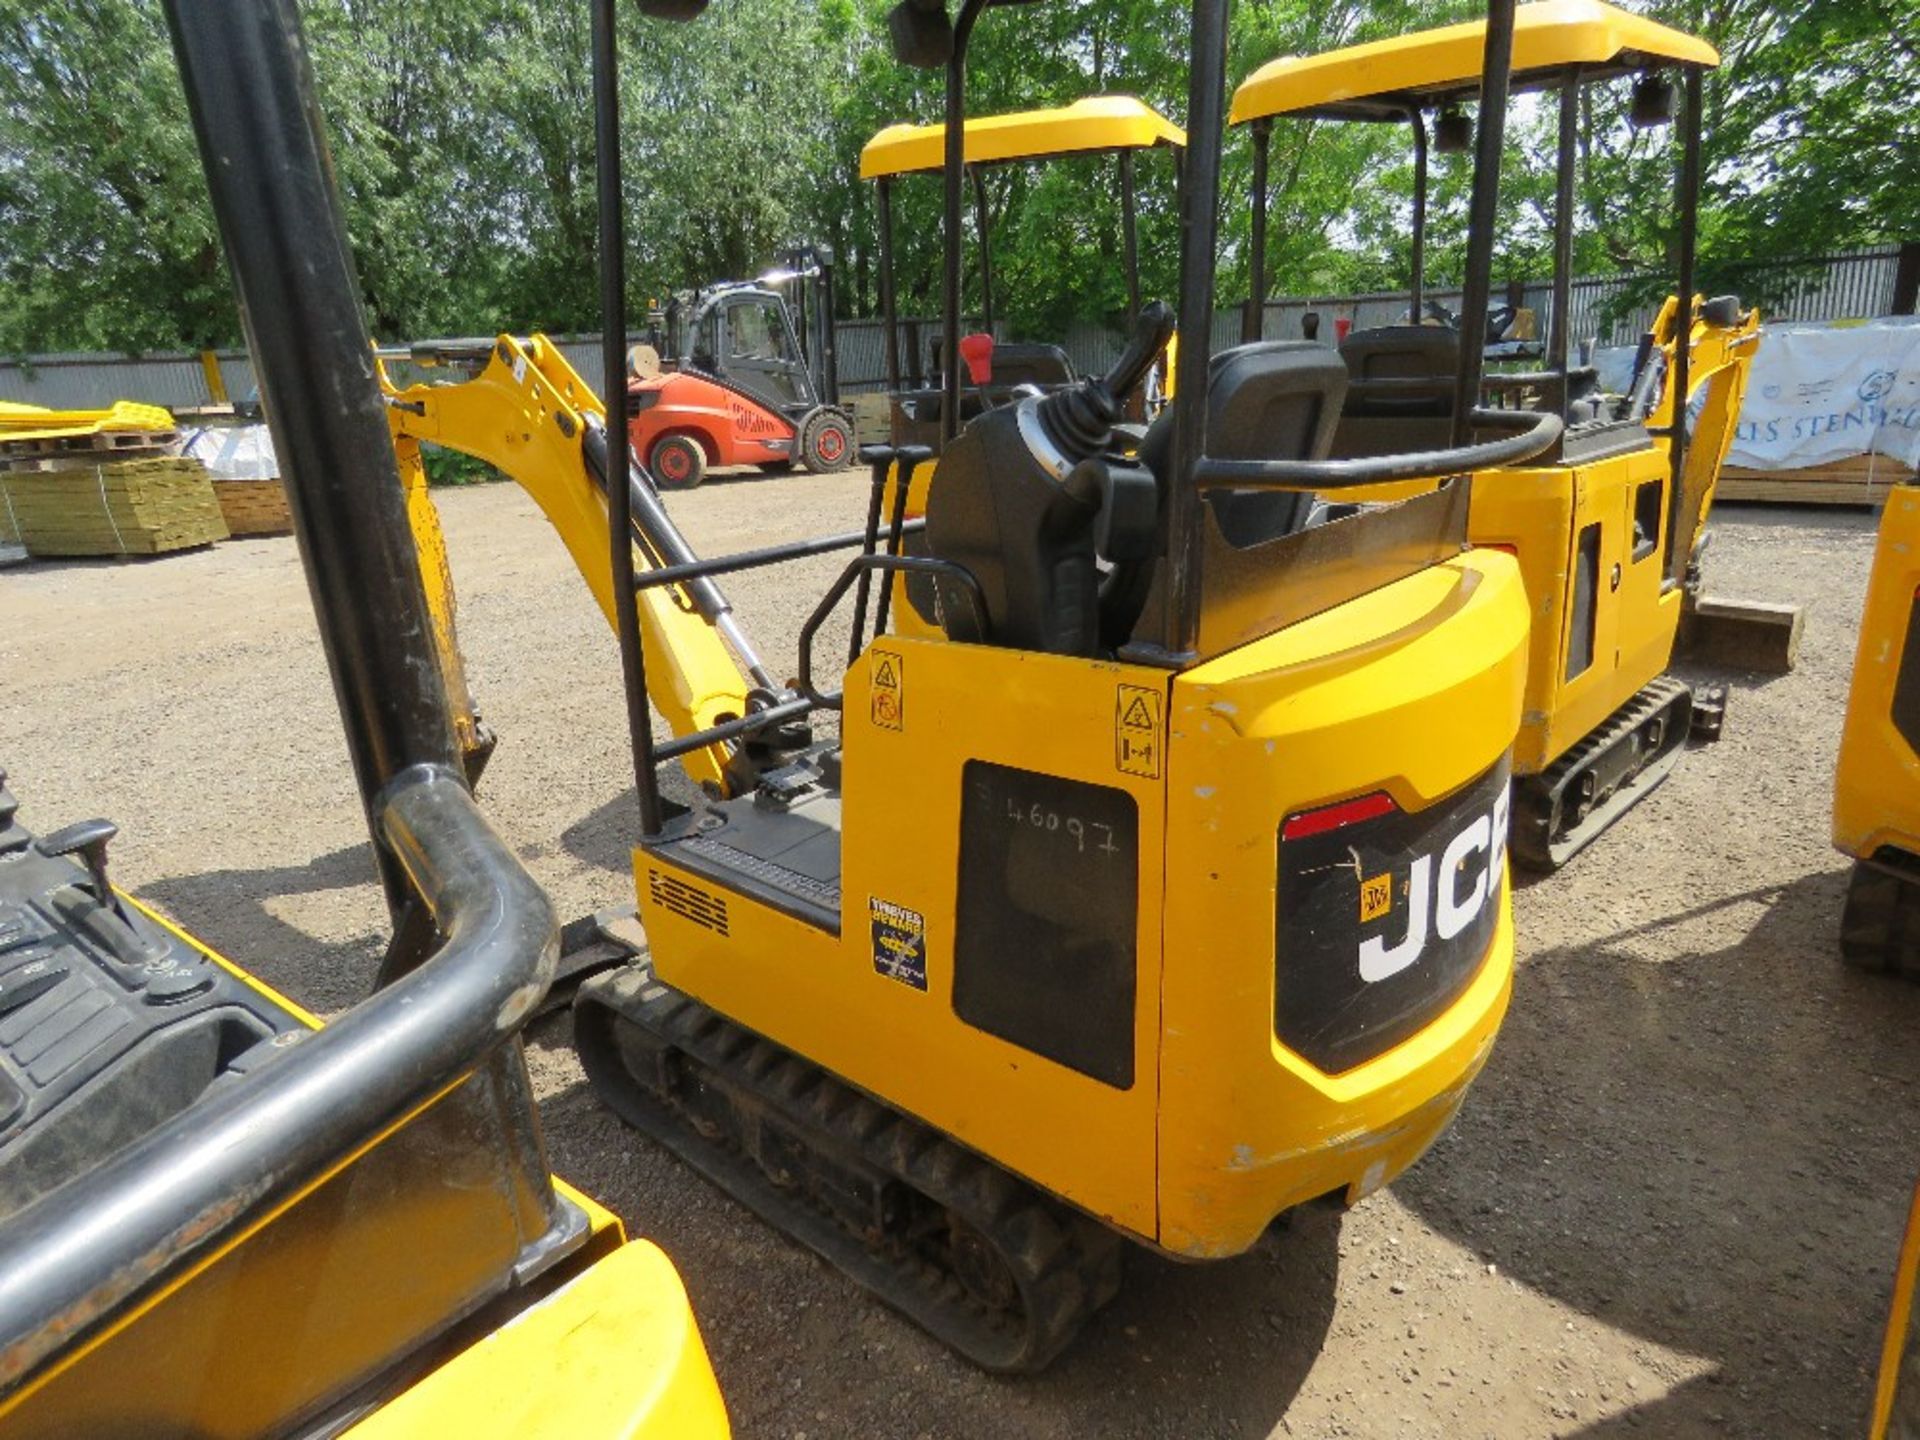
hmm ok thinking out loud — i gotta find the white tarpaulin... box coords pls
[1726,318,1920,471]
[181,422,280,479]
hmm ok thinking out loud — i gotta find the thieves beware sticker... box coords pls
[869,896,927,990]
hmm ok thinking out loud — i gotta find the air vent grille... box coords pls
[648,870,730,936]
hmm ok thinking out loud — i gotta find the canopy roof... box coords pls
[860,95,1185,180]
[1229,0,1718,125]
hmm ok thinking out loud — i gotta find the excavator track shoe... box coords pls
[574,961,1123,1372]
[1512,676,1694,871]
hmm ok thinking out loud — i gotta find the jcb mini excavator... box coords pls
[860,95,1186,446]
[384,0,1560,1370]
[1836,482,1920,980]
[0,0,728,1435]
[1231,0,1761,869]
[1832,485,1920,1436]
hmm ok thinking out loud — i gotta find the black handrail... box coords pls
[1193,406,1562,492]
[654,696,817,763]
[0,768,558,1388]
[632,518,927,593]
[797,554,988,710]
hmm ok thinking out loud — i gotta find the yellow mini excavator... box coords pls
[860,95,1186,447]
[1833,485,1920,1436]
[382,0,1562,1371]
[0,1,728,1436]
[1836,481,1920,979]
[1231,0,1762,869]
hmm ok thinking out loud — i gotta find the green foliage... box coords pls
[0,0,1908,358]
[419,443,507,487]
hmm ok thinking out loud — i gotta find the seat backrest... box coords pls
[1141,341,1349,546]
[985,342,1075,390]
[1339,324,1460,415]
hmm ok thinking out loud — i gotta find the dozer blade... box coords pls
[1512,676,1696,872]
[573,962,1123,1373]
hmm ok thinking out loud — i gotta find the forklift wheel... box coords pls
[650,434,707,489]
[797,408,855,474]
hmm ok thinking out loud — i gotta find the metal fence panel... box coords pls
[5,250,1903,415]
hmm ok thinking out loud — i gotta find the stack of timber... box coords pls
[850,393,892,448]
[1717,454,1918,507]
[0,402,228,556]
[0,453,228,557]
[212,477,293,537]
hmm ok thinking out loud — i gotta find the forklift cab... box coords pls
[684,287,817,410]
[659,252,839,422]
[860,96,1184,447]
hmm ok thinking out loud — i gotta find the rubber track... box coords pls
[573,961,1123,1372]
[1840,858,1920,981]
[1512,675,1693,872]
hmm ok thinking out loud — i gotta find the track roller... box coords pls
[573,961,1124,1372]
[1512,676,1697,871]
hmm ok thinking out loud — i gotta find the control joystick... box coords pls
[924,304,1175,658]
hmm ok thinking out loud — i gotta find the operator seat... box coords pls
[926,336,1075,392]
[1332,324,1459,458]
[1139,340,1349,546]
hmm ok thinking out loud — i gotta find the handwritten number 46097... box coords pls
[1004,797,1120,855]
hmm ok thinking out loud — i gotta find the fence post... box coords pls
[1893,241,1920,316]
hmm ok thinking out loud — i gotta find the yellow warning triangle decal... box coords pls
[1121,695,1154,729]
[874,657,899,689]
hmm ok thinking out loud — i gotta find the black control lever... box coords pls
[1036,302,1176,463]
[1101,301,1177,402]
[37,819,125,920]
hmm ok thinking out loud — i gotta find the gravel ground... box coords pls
[2,476,1915,1439]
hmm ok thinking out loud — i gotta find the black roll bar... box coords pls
[593,0,665,838]
[1195,407,1561,492]
[1664,65,1703,586]
[1408,108,1429,320]
[797,554,989,710]
[1243,118,1271,344]
[1163,0,1230,655]
[632,518,928,593]
[1449,0,1518,446]
[877,177,903,395]
[941,0,993,444]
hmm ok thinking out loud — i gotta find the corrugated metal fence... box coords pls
[3,248,1907,412]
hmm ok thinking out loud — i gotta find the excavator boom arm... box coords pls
[381,334,754,796]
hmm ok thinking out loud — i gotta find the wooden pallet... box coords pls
[0,430,181,479]
[850,393,891,449]
[1718,454,1917,507]
[214,478,293,537]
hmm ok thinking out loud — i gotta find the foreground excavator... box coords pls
[1833,485,1920,1435]
[386,0,1561,1370]
[1836,482,1920,979]
[1231,0,1761,869]
[0,0,728,1435]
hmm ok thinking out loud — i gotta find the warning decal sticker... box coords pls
[870,648,905,731]
[1114,683,1163,779]
[869,896,927,990]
